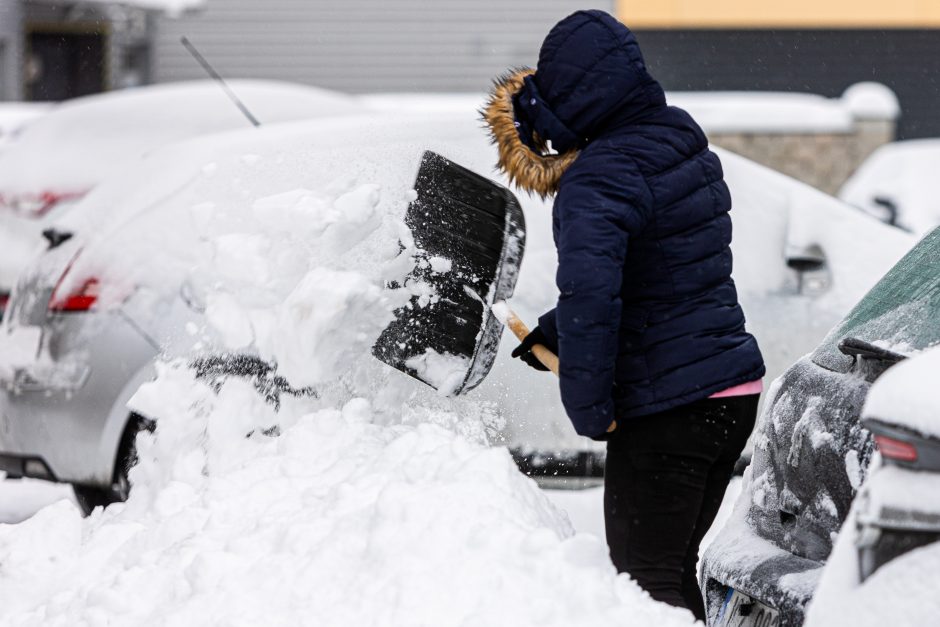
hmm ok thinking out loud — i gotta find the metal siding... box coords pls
[0,0,22,99]
[151,0,611,92]
[635,29,940,140]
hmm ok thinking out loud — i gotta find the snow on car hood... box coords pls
[0,114,696,625]
[840,139,940,236]
[0,80,361,203]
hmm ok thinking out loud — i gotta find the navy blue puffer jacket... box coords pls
[484,10,765,438]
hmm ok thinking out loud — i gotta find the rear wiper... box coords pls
[838,337,908,365]
[41,228,73,249]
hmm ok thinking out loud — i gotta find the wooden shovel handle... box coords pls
[503,308,560,376]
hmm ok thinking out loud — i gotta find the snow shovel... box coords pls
[372,151,528,395]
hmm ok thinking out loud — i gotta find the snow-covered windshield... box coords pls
[812,226,940,372]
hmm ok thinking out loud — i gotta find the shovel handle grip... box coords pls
[503,308,560,376]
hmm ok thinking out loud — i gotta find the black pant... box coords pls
[604,394,759,622]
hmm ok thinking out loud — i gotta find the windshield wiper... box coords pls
[838,337,908,365]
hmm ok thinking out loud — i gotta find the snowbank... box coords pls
[0,116,694,625]
[0,366,695,625]
[669,92,854,134]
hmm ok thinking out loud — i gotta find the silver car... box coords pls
[0,111,538,514]
[0,237,160,512]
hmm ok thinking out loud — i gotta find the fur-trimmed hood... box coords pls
[481,11,666,198]
[481,68,578,198]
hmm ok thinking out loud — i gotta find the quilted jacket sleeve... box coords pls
[553,160,650,437]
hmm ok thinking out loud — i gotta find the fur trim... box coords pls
[481,68,579,198]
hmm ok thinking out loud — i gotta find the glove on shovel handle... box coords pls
[502,308,560,376]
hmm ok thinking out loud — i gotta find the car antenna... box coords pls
[180,35,261,128]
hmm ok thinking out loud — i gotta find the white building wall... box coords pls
[151,0,610,92]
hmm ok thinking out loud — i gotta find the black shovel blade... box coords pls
[373,151,526,396]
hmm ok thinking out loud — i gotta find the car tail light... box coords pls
[0,190,87,218]
[0,292,9,311]
[874,434,919,463]
[49,278,99,312]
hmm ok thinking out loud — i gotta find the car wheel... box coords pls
[72,414,152,516]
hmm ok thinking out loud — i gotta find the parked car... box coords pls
[805,346,940,626]
[0,110,548,514]
[0,106,915,514]
[701,226,940,626]
[839,139,940,236]
[0,80,362,321]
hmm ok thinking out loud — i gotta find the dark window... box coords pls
[26,29,106,101]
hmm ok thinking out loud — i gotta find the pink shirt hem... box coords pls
[709,379,763,399]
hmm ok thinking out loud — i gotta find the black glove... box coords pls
[511,326,551,372]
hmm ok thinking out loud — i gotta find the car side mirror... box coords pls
[786,243,829,295]
[872,196,900,227]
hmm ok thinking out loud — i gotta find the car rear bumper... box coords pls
[701,520,823,626]
[0,311,157,486]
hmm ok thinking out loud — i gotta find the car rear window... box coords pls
[812,226,940,373]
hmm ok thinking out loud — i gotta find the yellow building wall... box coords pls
[617,0,940,28]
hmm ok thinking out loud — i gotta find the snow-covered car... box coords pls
[839,139,940,236]
[805,346,940,627]
[0,102,51,152]
[0,80,361,321]
[701,227,940,627]
[0,111,545,513]
[0,104,914,514]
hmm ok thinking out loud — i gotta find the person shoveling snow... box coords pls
[483,10,766,621]
[0,114,698,625]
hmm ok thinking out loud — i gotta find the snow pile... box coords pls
[840,140,940,235]
[0,143,694,625]
[0,364,693,626]
[669,92,854,134]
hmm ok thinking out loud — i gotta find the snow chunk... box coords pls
[205,292,254,349]
[845,450,863,491]
[428,256,452,274]
[405,349,471,397]
[269,268,391,388]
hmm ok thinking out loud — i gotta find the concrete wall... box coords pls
[708,119,895,196]
[0,0,22,100]
[151,0,607,93]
